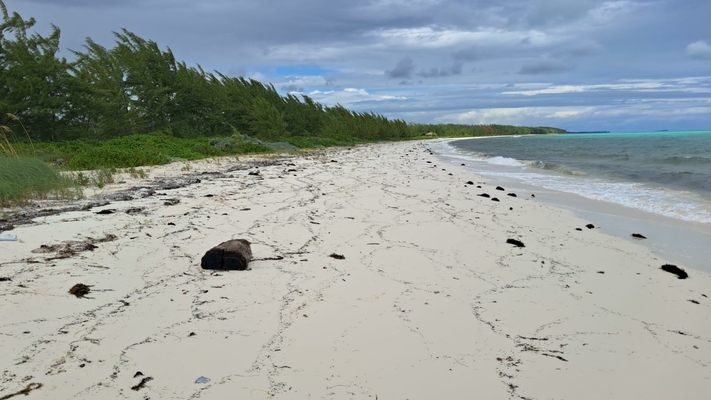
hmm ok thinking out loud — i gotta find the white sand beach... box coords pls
[1,141,709,399]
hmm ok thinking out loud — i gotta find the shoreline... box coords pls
[433,138,711,273]
[1,141,709,399]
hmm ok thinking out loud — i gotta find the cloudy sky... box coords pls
[6,0,711,131]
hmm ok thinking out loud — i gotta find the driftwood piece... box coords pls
[201,239,253,271]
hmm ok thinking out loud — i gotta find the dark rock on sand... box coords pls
[466,181,474,185]
[0,277,11,282]
[491,198,500,202]
[496,186,505,191]
[689,299,700,304]
[69,283,92,298]
[95,209,116,215]
[585,224,595,229]
[329,253,346,260]
[201,239,253,271]
[509,207,513,211]
[661,264,688,279]
[507,193,517,197]
[461,163,466,166]
[506,239,525,248]
[248,170,260,176]
[531,194,535,198]
[478,193,491,198]
[476,185,481,188]
[632,233,647,239]
[575,228,582,231]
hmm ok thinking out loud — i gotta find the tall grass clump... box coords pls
[1,114,81,206]
[0,157,82,206]
[1,113,33,157]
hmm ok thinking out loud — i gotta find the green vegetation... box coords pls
[0,157,82,206]
[0,0,566,206]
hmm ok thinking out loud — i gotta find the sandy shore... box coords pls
[1,141,709,399]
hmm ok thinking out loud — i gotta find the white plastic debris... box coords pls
[0,234,18,242]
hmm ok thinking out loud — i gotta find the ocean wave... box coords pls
[660,156,711,165]
[523,160,585,176]
[486,156,523,167]
[481,171,711,224]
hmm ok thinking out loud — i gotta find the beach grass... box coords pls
[0,157,83,207]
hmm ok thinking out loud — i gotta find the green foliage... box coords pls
[0,156,82,206]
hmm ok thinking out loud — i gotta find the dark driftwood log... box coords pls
[201,239,253,270]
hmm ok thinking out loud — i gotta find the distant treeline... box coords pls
[0,1,564,145]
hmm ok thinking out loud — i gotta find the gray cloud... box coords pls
[519,58,575,75]
[520,0,595,28]
[686,40,711,59]
[281,84,304,93]
[387,56,415,79]
[416,62,463,78]
[453,47,481,61]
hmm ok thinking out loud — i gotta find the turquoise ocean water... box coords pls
[439,130,711,224]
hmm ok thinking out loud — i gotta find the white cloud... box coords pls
[307,87,408,107]
[439,106,596,125]
[439,102,711,126]
[686,40,711,59]
[367,26,553,49]
[502,78,711,96]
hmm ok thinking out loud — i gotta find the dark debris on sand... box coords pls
[0,383,43,400]
[632,233,647,239]
[69,284,92,298]
[661,264,688,279]
[506,239,525,248]
[131,376,153,391]
[329,253,346,260]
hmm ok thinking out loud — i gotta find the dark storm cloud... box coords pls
[416,62,462,78]
[387,56,415,79]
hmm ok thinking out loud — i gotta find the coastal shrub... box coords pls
[208,137,235,152]
[0,157,81,206]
